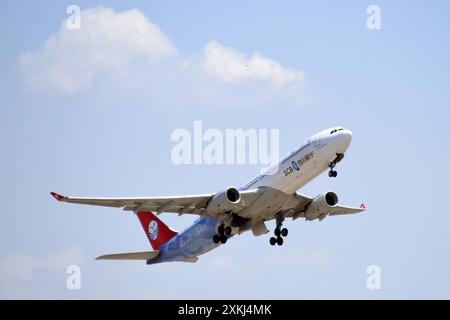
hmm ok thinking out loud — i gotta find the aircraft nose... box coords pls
[337,129,352,153]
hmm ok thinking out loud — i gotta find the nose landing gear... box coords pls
[328,153,344,178]
[213,223,232,244]
[270,212,288,246]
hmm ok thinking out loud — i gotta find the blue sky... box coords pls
[1,0,449,299]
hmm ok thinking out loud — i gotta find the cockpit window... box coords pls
[330,128,344,135]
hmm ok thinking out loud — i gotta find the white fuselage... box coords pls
[242,127,352,194]
[233,127,352,221]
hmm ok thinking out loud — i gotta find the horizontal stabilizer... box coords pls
[96,250,160,260]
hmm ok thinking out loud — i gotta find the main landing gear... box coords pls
[328,153,344,178]
[213,223,232,244]
[270,212,288,246]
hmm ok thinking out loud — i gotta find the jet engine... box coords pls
[304,191,339,221]
[206,187,241,216]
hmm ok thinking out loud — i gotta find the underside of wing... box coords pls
[283,193,312,219]
[328,205,366,216]
[50,188,261,217]
[51,192,212,215]
[284,193,366,220]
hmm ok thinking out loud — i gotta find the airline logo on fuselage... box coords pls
[148,220,159,240]
[283,151,314,177]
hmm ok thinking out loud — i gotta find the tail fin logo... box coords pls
[137,211,177,250]
[148,220,159,240]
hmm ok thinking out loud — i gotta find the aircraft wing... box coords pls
[51,191,212,215]
[285,193,366,219]
[50,189,260,216]
[327,204,366,216]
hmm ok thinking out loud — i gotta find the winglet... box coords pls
[50,192,65,201]
[360,203,367,210]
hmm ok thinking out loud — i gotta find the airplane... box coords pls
[51,126,366,265]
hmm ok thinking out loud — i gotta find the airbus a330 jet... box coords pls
[51,127,366,264]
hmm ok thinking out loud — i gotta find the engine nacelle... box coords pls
[304,191,339,221]
[206,187,241,216]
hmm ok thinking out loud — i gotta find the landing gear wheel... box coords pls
[220,234,227,244]
[269,237,277,246]
[328,154,343,178]
[218,224,225,234]
[225,226,232,236]
[274,227,281,237]
[270,212,288,247]
[276,237,284,246]
[213,234,220,244]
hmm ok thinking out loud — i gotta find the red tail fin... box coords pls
[136,211,177,250]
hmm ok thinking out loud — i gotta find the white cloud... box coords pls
[0,254,45,282]
[19,7,177,94]
[0,247,86,283]
[18,7,306,106]
[46,246,86,270]
[202,40,303,87]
